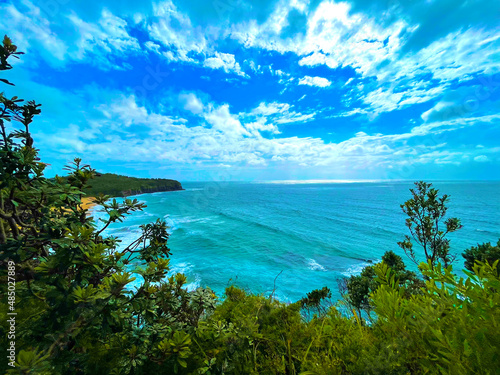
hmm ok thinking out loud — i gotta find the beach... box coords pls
[81,197,97,214]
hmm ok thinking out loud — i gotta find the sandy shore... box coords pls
[80,197,97,215]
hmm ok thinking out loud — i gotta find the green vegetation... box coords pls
[341,181,460,321]
[339,251,424,321]
[397,181,462,269]
[83,173,183,198]
[1,36,499,374]
[463,239,500,275]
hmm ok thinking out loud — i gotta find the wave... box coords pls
[175,216,215,224]
[162,215,178,234]
[163,215,221,234]
[340,259,380,277]
[475,228,500,236]
[300,209,402,237]
[110,227,144,251]
[167,262,202,291]
[214,209,375,261]
[307,258,327,271]
[93,180,500,305]
[168,261,194,275]
[215,209,326,247]
[185,275,202,292]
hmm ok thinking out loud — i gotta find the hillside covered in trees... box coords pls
[83,173,183,198]
[1,36,499,375]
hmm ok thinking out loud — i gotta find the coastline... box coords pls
[80,188,184,217]
[122,187,185,197]
[81,197,97,214]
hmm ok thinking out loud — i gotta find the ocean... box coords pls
[93,180,500,303]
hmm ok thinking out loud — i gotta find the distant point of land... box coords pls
[84,173,184,198]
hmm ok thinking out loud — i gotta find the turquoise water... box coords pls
[94,180,500,303]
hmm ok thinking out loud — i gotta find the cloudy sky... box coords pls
[1,0,499,181]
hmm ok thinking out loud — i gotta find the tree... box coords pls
[0,36,216,374]
[300,286,332,317]
[339,264,376,320]
[340,251,423,322]
[463,239,500,274]
[398,181,462,270]
[341,182,462,322]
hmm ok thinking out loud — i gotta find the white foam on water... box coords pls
[166,262,202,291]
[169,262,194,275]
[174,216,214,224]
[162,215,216,234]
[97,209,201,292]
[185,274,202,292]
[341,263,366,277]
[307,258,327,271]
[163,215,176,233]
[113,227,144,252]
[341,259,380,277]
[211,220,226,225]
[90,207,108,230]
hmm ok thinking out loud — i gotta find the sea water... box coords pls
[93,180,500,303]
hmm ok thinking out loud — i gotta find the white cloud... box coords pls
[386,28,500,83]
[230,1,406,78]
[43,88,495,170]
[6,0,499,177]
[7,0,498,118]
[203,52,247,77]
[68,10,142,69]
[144,41,161,54]
[0,1,141,70]
[204,104,251,138]
[410,114,500,136]
[179,92,205,114]
[243,101,315,126]
[147,0,212,62]
[245,119,280,135]
[144,2,253,78]
[363,82,446,116]
[276,113,315,124]
[298,76,332,88]
[0,0,67,64]
[251,102,291,116]
[474,155,490,162]
[27,80,499,180]
[226,1,500,116]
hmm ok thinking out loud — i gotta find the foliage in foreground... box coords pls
[463,239,500,275]
[1,36,500,374]
[339,251,424,321]
[341,180,464,320]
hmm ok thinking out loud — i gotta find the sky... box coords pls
[1,0,499,181]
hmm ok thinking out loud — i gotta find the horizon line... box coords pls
[178,178,500,183]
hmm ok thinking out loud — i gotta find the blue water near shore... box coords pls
[93,180,500,303]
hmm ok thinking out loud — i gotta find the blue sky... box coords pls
[1,0,499,181]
